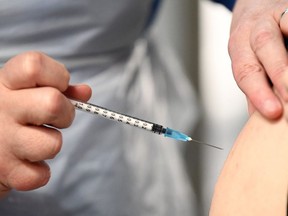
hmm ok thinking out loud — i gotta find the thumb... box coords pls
[64,84,92,102]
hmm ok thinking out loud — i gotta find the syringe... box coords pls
[70,99,222,150]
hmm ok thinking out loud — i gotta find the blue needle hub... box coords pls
[163,127,192,142]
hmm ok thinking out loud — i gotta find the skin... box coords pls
[230,0,288,119]
[209,109,288,215]
[0,51,92,198]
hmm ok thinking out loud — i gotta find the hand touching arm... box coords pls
[230,0,288,118]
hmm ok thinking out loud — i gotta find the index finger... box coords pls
[229,22,283,119]
[0,51,70,92]
[250,17,288,102]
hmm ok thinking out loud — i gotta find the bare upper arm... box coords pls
[209,112,288,216]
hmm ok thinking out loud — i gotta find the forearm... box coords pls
[210,112,288,215]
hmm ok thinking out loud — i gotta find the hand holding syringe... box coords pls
[0,52,92,198]
[0,51,221,200]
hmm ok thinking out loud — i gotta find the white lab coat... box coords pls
[0,0,199,215]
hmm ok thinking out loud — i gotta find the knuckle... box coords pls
[44,89,75,127]
[233,62,263,86]
[45,89,65,118]
[21,51,44,81]
[14,126,63,162]
[7,163,50,191]
[254,29,274,47]
[47,131,62,159]
[30,131,62,161]
[252,29,275,52]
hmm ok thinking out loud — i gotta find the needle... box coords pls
[70,99,223,150]
[189,138,223,150]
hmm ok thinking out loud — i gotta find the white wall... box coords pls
[154,0,248,215]
[153,0,198,86]
[198,0,248,215]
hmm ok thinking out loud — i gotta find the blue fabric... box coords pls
[212,0,235,11]
[145,0,162,28]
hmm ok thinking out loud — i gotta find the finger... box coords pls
[0,51,70,92]
[11,125,62,162]
[4,160,50,191]
[64,84,92,102]
[244,70,282,119]
[229,33,283,119]
[8,87,75,128]
[250,18,288,101]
